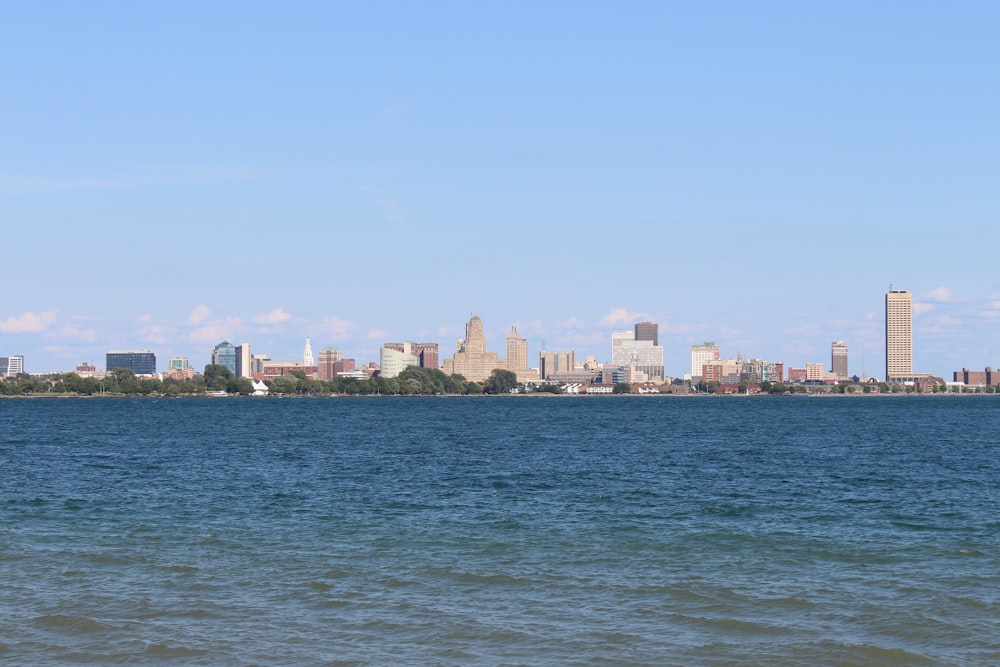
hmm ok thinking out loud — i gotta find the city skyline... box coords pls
[3,4,999,377]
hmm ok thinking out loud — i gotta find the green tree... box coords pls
[613,382,632,394]
[483,369,518,394]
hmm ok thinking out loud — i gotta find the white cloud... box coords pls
[140,325,172,345]
[188,305,211,324]
[189,317,242,344]
[45,324,98,343]
[0,310,58,333]
[253,308,292,325]
[366,329,389,340]
[323,316,358,340]
[914,303,935,315]
[599,308,648,327]
[925,287,953,302]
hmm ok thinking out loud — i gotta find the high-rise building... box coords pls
[611,328,665,381]
[318,348,342,381]
[1,355,24,377]
[690,342,720,381]
[506,327,528,372]
[212,341,238,376]
[106,350,156,375]
[236,343,253,378]
[442,314,504,382]
[303,337,314,367]
[167,356,190,372]
[539,349,576,379]
[634,321,659,346]
[831,341,849,379]
[885,289,912,382]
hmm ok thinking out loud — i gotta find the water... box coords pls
[1,396,998,665]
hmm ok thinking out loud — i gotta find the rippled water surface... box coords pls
[2,396,998,665]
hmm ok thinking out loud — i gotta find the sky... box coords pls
[2,1,999,378]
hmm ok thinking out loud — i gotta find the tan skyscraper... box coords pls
[442,314,503,382]
[885,289,912,382]
[506,327,528,372]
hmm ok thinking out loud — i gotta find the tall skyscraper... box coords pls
[441,314,503,382]
[611,328,665,381]
[212,341,238,376]
[506,327,528,372]
[690,342,720,381]
[885,289,912,382]
[634,321,659,346]
[236,343,253,378]
[303,337,314,367]
[831,341,849,379]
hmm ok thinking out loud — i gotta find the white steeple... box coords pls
[303,337,314,366]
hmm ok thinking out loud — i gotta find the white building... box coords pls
[380,345,420,378]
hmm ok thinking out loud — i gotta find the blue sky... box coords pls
[2,1,998,378]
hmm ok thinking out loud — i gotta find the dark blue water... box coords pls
[2,396,998,665]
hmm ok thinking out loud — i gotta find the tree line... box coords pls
[0,366,527,397]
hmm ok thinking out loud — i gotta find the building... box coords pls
[380,344,421,378]
[1,355,25,377]
[506,327,528,373]
[702,358,741,385]
[953,367,1000,386]
[505,327,539,381]
[741,358,783,384]
[212,341,238,376]
[303,338,314,367]
[690,342,720,381]
[384,342,439,370]
[611,329,665,381]
[106,350,156,375]
[235,343,253,379]
[442,314,504,382]
[257,361,318,380]
[634,321,659,346]
[831,341,849,380]
[318,348,342,381]
[539,349,576,380]
[885,289,912,382]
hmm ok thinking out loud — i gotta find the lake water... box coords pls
[1,396,998,665]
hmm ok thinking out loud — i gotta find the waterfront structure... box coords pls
[885,289,913,382]
[634,321,659,346]
[832,341,849,379]
[106,350,156,375]
[380,344,420,378]
[236,343,253,378]
[1,355,25,377]
[212,341,238,376]
[611,329,665,381]
[442,314,504,382]
[953,368,1000,386]
[690,342,720,382]
[303,338,314,367]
